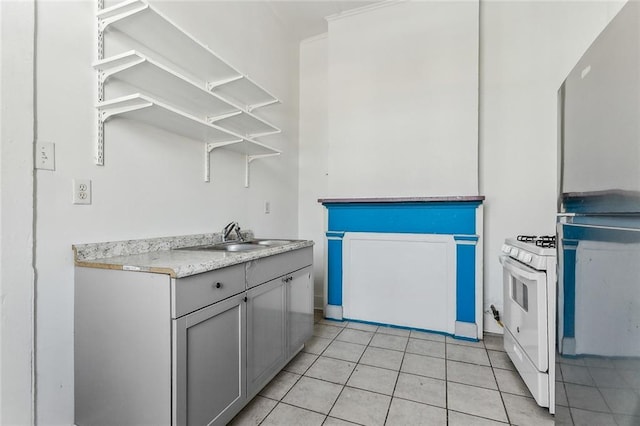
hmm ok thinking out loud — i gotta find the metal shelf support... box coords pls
[204,140,242,182]
[245,153,280,188]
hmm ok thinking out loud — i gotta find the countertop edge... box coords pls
[74,261,178,278]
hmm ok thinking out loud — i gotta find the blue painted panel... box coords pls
[563,247,576,338]
[456,244,476,323]
[327,238,343,306]
[324,202,480,235]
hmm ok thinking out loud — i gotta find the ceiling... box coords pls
[266,1,378,41]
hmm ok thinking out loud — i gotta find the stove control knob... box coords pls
[524,254,533,263]
[501,244,511,253]
[510,247,519,256]
[518,252,526,262]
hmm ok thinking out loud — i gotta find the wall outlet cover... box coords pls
[73,179,92,205]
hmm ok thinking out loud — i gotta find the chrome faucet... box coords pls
[222,221,243,242]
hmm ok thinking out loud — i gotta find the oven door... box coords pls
[500,255,548,371]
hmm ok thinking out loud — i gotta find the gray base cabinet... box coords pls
[246,264,313,397]
[174,293,246,426]
[288,266,314,356]
[247,278,286,396]
[75,247,312,426]
[75,269,172,426]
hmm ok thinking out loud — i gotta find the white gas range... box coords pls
[499,235,556,414]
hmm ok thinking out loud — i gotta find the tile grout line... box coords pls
[585,362,621,418]
[320,322,376,425]
[258,316,343,425]
[311,319,347,424]
[486,338,512,425]
[559,378,576,426]
[445,338,449,425]
[555,361,571,424]
[256,319,404,424]
[382,333,410,425]
[260,319,554,426]
[317,327,523,421]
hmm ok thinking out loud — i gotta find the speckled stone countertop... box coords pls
[318,196,485,204]
[73,231,314,278]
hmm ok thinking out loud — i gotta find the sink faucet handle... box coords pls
[234,224,244,241]
[222,221,240,242]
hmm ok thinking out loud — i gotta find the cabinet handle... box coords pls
[214,282,222,289]
[244,296,248,302]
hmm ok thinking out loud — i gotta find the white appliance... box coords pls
[499,235,556,414]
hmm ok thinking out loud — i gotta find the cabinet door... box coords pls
[246,277,286,397]
[287,266,314,356]
[173,293,246,426]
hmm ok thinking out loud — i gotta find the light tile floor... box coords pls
[230,311,555,425]
[555,353,640,426]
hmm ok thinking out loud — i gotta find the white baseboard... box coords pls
[455,321,478,339]
[325,304,343,320]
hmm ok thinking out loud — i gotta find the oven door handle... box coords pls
[499,255,542,281]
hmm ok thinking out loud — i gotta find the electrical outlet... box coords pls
[264,201,271,214]
[35,142,55,170]
[73,179,91,205]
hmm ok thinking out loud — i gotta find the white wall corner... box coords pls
[0,0,36,424]
[300,32,327,46]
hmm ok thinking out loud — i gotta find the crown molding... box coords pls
[325,0,406,23]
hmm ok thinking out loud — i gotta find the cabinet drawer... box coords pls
[246,247,313,288]
[172,264,245,318]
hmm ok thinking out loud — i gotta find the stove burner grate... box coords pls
[535,235,556,248]
[516,235,556,248]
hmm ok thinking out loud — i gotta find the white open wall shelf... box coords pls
[94,51,281,138]
[96,0,282,185]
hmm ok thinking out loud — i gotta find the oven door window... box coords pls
[511,278,528,312]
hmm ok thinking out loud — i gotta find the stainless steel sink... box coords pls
[177,242,262,252]
[253,239,294,247]
[176,239,295,252]
[216,243,264,252]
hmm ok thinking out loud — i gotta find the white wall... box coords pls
[298,0,479,315]
[480,0,626,333]
[34,1,299,423]
[0,1,35,424]
[299,0,627,335]
[298,34,328,309]
[326,1,479,197]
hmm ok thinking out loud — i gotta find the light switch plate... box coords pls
[36,142,55,170]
